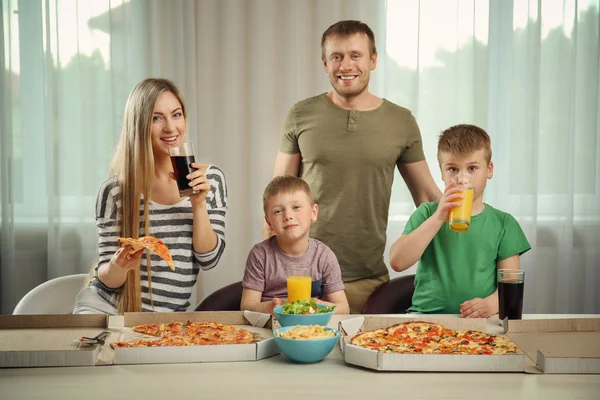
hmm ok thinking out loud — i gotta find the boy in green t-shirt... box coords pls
[389,124,531,317]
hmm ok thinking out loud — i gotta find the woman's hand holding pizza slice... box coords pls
[110,245,145,271]
[117,236,176,271]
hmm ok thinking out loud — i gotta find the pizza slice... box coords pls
[111,336,195,348]
[118,236,176,271]
[182,321,254,345]
[132,322,183,338]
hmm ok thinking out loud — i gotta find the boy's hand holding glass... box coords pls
[448,177,474,232]
[433,180,465,224]
[460,296,497,318]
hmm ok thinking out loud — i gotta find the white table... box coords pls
[1,315,599,400]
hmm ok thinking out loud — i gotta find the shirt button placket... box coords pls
[347,110,358,132]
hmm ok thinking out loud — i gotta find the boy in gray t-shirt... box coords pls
[241,176,349,315]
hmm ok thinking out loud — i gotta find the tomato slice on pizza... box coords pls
[118,236,176,271]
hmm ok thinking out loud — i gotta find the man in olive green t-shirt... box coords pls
[270,21,441,314]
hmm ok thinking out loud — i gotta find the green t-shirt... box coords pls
[280,94,425,281]
[404,202,531,314]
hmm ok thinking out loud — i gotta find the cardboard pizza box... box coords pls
[109,310,278,365]
[339,315,525,372]
[503,318,600,374]
[0,314,112,368]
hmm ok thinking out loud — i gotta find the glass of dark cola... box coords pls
[498,269,525,320]
[169,142,198,197]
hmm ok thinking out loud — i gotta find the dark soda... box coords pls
[170,155,196,196]
[498,280,524,320]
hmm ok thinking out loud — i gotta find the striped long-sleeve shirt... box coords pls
[89,165,227,312]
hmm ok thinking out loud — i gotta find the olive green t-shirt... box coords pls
[403,202,531,314]
[279,94,425,281]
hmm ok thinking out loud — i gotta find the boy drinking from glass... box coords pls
[389,124,531,317]
[241,176,350,314]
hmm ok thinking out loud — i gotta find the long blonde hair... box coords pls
[109,78,187,313]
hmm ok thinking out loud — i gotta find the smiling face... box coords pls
[150,91,186,157]
[265,190,318,244]
[438,149,494,203]
[321,33,377,100]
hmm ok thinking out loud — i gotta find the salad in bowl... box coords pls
[274,299,335,326]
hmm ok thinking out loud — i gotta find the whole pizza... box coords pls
[350,321,518,355]
[110,321,254,348]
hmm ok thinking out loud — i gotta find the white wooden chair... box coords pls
[12,274,89,314]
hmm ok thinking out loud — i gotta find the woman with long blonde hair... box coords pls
[74,78,227,314]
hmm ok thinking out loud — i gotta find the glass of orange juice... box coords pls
[286,266,312,302]
[449,178,474,232]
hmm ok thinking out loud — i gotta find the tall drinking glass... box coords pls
[449,178,474,232]
[498,269,525,320]
[286,266,312,302]
[169,143,198,197]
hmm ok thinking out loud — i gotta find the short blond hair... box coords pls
[263,176,314,215]
[437,124,492,164]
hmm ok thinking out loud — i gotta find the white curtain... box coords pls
[1,0,598,314]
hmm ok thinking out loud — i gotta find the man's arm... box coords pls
[273,152,301,177]
[397,160,442,206]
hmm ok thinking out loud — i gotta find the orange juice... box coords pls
[449,188,474,232]
[286,276,312,302]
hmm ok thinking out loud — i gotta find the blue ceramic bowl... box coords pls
[274,326,340,363]
[273,304,334,327]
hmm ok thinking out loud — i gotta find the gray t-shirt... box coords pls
[242,236,345,301]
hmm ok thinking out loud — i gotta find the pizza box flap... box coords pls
[0,314,108,329]
[504,318,600,333]
[504,318,600,374]
[0,314,111,368]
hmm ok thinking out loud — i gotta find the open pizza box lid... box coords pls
[339,315,524,372]
[503,318,600,374]
[108,310,278,365]
[0,314,111,368]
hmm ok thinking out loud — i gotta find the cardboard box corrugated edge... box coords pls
[339,316,524,372]
[0,314,109,368]
[0,347,102,368]
[537,349,600,374]
[0,314,108,329]
[112,310,279,365]
[505,318,600,374]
